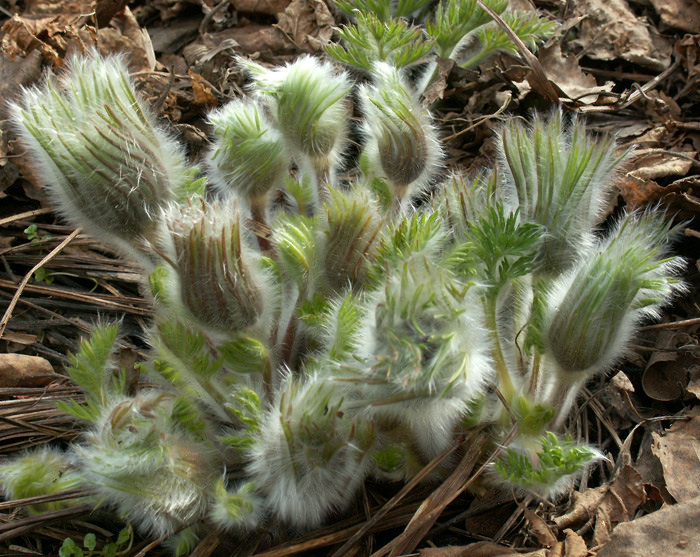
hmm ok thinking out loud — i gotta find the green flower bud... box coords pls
[499,110,625,274]
[78,393,216,537]
[0,447,84,513]
[163,199,273,335]
[545,211,684,381]
[359,63,442,202]
[320,188,384,292]
[10,53,188,262]
[241,55,351,161]
[206,99,289,201]
[248,376,374,528]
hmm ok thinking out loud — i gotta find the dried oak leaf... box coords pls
[554,465,646,547]
[275,0,334,52]
[97,6,156,73]
[629,149,697,181]
[651,409,700,503]
[649,0,700,33]
[596,495,700,557]
[538,43,614,105]
[573,0,672,71]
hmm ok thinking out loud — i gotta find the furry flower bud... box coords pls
[545,211,684,381]
[247,377,374,528]
[499,110,624,274]
[78,393,216,537]
[353,254,492,457]
[359,63,441,203]
[206,99,289,201]
[10,53,188,261]
[242,56,351,160]
[320,188,384,292]
[0,447,84,513]
[163,199,272,335]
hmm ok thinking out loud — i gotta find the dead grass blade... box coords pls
[0,228,82,340]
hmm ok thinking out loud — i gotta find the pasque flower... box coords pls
[10,53,189,262]
[359,63,442,206]
[162,198,273,335]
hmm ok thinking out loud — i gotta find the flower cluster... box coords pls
[0,18,683,554]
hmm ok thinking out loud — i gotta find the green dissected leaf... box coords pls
[466,10,557,67]
[426,0,507,58]
[494,432,599,492]
[56,323,124,422]
[274,212,318,288]
[512,396,555,436]
[150,319,232,420]
[452,204,542,293]
[327,12,434,71]
[324,293,365,361]
[221,387,262,450]
[219,335,271,376]
[376,211,444,265]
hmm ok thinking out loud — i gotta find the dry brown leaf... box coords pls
[185,25,290,61]
[233,0,290,15]
[574,0,672,71]
[649,0,700,33]
[188,69,218,108]
[592,465,646,547]
[617,174,665,210]
[629,149,697,181]
[0,353,57,388]
[597,371,638,429]
[538,43,614,105]
[651,409,700,503]
[523,508,557,548]
[275,0,334,52]
[561,529,587,557]
[596,496,700,556]
[554,465,646,547]
[419,542,518,557]
[97,6,156,72]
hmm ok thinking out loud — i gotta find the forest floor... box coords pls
[1,0,699,556]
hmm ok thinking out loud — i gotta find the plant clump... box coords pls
[1,2,684,552]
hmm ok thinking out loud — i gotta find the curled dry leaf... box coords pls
[651,409,700,503]
[523,508,557,548]
[97,6,156,73]
[629,149,697,181]
[574,0,672,71]
[561,529,588,557]
[554,465,646,547]
[649,0,700,33]
[596,495,700,557]
[538,43,614,105]
[275,0,334,52]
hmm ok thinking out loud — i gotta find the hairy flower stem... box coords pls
[249,196,273,254]
[527,352,543,397]
[310,156,332,208]
[485,297,516,418]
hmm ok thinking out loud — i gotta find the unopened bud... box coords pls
[206,99,289,200]
[10,53,188,261]
[320,188,384,292]
[164,199,271,334]
[359,63,441,201]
